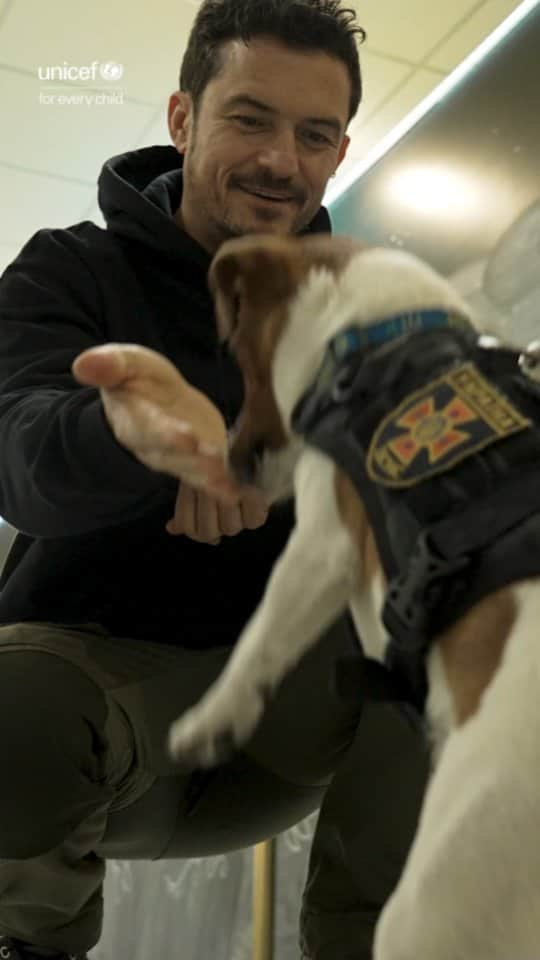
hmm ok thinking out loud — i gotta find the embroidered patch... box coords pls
[367,363,530,488]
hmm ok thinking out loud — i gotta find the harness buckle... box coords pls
[383,531,471,651]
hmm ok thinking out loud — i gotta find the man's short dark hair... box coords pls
[179,0,366,125]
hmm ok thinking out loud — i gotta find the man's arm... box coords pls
[0,227,266,541]
[0,228,167,537]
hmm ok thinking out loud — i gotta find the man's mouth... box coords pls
[238,185,296,204]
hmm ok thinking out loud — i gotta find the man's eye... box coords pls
[231,116,331,145]
[233,115,263,127]
[305,131,331,145]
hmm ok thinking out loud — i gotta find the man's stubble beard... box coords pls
[183,137,249,248]
[184,126,317,246]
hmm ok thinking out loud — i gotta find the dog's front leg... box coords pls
[168,448,356,767]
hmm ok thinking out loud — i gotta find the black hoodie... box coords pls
[0,145,332,647]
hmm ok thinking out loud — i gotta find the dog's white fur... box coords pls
[169,244,540,958]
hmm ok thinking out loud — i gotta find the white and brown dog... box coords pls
[169,233,540,959]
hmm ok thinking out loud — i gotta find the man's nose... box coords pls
[256,130,300,179]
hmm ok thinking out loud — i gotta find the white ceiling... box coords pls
[0,0,527,275]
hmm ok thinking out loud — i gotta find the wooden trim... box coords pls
[252,838,276,960]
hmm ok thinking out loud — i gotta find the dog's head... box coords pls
[209,232,363,496]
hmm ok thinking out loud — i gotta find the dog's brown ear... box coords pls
[208,236,297,343]
[208,253,243,343]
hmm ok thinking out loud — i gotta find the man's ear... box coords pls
[168,91,193,153]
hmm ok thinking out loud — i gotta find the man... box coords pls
[0,2,429,958]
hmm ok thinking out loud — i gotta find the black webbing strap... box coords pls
[383,468,540,647]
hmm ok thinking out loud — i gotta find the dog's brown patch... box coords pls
[437,589,517,725]
[335,460,516,728]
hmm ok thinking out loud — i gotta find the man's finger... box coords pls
[238,487,271,530]
[168,483,197,538]
[165,495,184,536]
[217,500,244,537]
[194,491,222,544]
[167,485,221,544]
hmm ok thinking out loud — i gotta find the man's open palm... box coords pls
[72,343,240,502]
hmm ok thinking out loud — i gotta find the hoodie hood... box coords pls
[98,145,332,268]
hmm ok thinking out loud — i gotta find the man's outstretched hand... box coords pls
[72,344,269,541]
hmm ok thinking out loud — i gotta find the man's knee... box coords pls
[0,651,112,858]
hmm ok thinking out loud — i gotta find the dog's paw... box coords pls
[168,680,269,768]
[167,710,237,769]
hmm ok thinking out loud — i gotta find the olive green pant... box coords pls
[0,619,429,957]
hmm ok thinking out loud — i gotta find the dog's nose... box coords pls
[230,443,263,485]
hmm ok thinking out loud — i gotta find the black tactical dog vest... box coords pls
[291,310,540,710]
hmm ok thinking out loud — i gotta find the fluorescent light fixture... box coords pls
[325,0,540,206]
[388,164,480,218]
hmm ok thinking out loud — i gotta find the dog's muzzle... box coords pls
[229,443,264,486]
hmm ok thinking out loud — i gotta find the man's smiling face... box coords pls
[169,36,351,254]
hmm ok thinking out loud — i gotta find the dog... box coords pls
[168,233,540,958]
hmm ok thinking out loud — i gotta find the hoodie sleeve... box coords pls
[0,227,171,537]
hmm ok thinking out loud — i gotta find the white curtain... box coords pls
[88,814,317,960]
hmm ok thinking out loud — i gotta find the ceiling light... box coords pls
[388,165,479,217]
[325,0,540,206]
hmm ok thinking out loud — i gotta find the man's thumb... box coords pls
[72,344,129,389]
[73,344,186,394]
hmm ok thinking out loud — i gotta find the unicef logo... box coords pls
[99,61,124,82]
